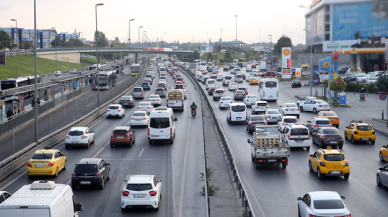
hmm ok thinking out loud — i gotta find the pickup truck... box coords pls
[247,125,290,169]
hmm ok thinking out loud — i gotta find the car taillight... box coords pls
[127,132,130,137]
[320,161,325,166]
[354,131,358,134]
[148,99,150,101]
[322,136,327,139]
[243,94,246,96]
[329,124,332,127]
[119,100,123,102]
[257,159,264,162]
[65,135,70,139]
[81,135,87,139]
[230,86,232,87]
[297,109,300,111]
[95,173,101,177]
[47,162,55,167]
[288,135,291,140]
[340,136,344,139]
[148,128,150,136]
[27,163,32,167]
[249,123,253,125]
[265,115,270,118]
[137,107,140,109]
[123,191,129,196]
[345,161,349,166]
[315,125,319,127]
[282,123,288,126]
[318,105,322,107]
[107,110,110,111]
[307,134,310,140]
[72,173,77,177]
[170,128,172,136]
[285,109,288,111]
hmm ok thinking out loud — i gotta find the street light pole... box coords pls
[142,31,146,58]
[129,19,135,64]
[303,28,313,97]
[138,26,143,63]
[220,28,223,48]
[95,3,104,107]
[235,15,238,42]
[162,32,167,48]
[11,19,18,78]
[268,34,272,52]
[33,0,38,142]
[206,32,208,44]
[79,31,83,70]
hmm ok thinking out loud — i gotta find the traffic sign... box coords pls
[335,80,339,85]
[380,93,386,100]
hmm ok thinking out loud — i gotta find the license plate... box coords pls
[35,164,45,167]
[237,117,241,120]
[361,138,369,141]
[151,135,159,137]
[133,194,146,198]
[169,103,174,105]
[331,171,340,174]
[330,141,337,144]
[136,118,141,121]
[296,140,303,143]
[80,181,91,185]
[117,136,124,138]
[72,141,79,143]
[272,117,278,119]
[268,159,276,162]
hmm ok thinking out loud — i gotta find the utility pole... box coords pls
[235,15,238,42]
[220,28,223,48]
[11,19,18,78]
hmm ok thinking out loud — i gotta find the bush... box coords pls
[345,81,378,93]
[220,59,224,63]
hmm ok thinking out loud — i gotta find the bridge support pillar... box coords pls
[46,87,51,101]
[135,53,138,63]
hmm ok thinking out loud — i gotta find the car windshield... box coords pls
[293,80,300,82]
[225,76,232,79]
[231,83,237,85]
[284,118,298,123]
[222,97,231,100]
[251,116,264,121]
[139,103,150,106]
[210,87,217,90]
[267,110,280,114]
[313,200,345,209]
[285,104,297,107]
[208,80,215,84]
[150,117,170,128]
[156,88,164,91]
[69,131,84,136]
[359,75,366,77]
[290,128,309,135]
[323,112,336,116]
[316,120,331,124]
[149,96,158,98]
[257,103,268,106]
[113,130,128,134]
[142,83,149,85]
[121,96,132,100]
[235,91,245,94]
[369,77,378,80]
[357,126,372,131]
[126,183,153,191]
[344,73,352,77]
[247,96,256,98]
[109,106,119,110]
[231,105,246,112]
[133,112,145,116]
[215,90,224,93]
[323,129,340,134]
[31,153,53,159]
[74,164,98,173]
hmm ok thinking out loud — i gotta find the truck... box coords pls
[247,125,290,169]
[259,61,267,72]
[189,63,197,73]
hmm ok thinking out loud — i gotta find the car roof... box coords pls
[79,158,101,164]
[283,116,297,119]
[314,117,330,121]
[308,191,341,200]
[70,127,87,131]
[109,104,121,106]
[128,175,154,183]
[114,126,130,130]
[34,149,58,154]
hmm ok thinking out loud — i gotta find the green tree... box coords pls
[206,52,213,62]
[354,31,361,40]
[216,45,221,52]
[329,77,346,93]
[245,50,251,61]
[51,36,66,47]
[67,39,84,47]
[376,75,388,92]
[193,49,200,59]
[0,30,14,50]
[94,31,109,47]
[273,36,292,55]
[322,79,328,88]
[224,49,232,62]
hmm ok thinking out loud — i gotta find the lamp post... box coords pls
[95,3,104,107]
[192,35,197,43]
[138,26,143,63]
[303,28,313,97]
[268,35,272,52]
[33,0,38,142]
[235,15,238,42]
[53,27,58,73]
[142,31,146,58]
[79,31,84,70]
[260,30,261,46]
[11,19,18,78]
[129,19,135,63]
[206,32,208,44]
[220,28,223,48]
[162,32,167,48]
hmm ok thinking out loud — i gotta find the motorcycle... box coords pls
[360,93,366,101]
[191,107,196,117]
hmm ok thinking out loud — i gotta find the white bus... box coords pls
[259,78,279,101]
[0,75,40,101]
[96,71,117,90]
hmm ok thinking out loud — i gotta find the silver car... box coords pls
[132,87,144,99]
[213,89,226,101]
[377,163,388,188]
[136,102,154,114]
[265,109,282,124]
[148,95,162,107]
[155,87,166,98]
[65,127,95,149]
[130,111,149,127]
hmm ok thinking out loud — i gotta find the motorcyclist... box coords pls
[360,88,366,99]
[190,102,197,109]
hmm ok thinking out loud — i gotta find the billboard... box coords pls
[272,57,277,70]
[322,40,358,52]
[319,57,331,73]
[313,65,320,85]
[282,47,291,79]
[201,45,207,53]
[333,2,388,40]
[254,46,264,51]
[295,68,301,78]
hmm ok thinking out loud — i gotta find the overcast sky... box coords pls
[1,0,310,44]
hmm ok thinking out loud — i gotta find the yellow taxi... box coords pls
[379,144,388,162]
[27,148,67,178]
[249,77,259,85]
[315,111,340,128]
[309,147,349,180]
[344,120,375,144]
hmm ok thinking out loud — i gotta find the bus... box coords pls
[130,64,140,76]
[96,71,117,90]
[259,78,279,102]
[0,75,40,101]
[238,58,245,67]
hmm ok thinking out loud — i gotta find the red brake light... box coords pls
[47,162,55,167]
[27,163,32,167]
[127,132,130,137]
[329,124,332,127]
[318,105,322,107]
[65,135,70,139]
[320,161,325,166]
[340,136,344,139]
[264,122,267,125]
[285,109,288,111]
[322,136,327,139]
[249,123,253,125]
[315,125,319,127]
[345,161,349,166]
[170,127,172,136]
[72,173,77,177]
[149,190,157,196]
[123,191,129,196]
[81,135,87,139]
[95,173,101,177]
[288,135,291,140]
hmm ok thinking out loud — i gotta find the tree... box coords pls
[224,49,232,62]
[0,30,14,50]
[354,31,361,40]
[94,31,109,47]
[193,49,200,59]
[216,45,221,52]
[329,77,346,93]
[206,53,213,62]
[51,36,66,47]
[67,39,84,47]
[245,50,251,61]
[273,36,292,55]
[376,75,388,93]
[322,79,329,88]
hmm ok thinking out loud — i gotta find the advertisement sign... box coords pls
[322,40,358,52]
[313,65,320,85]
[171,46,178,49]
[319,57,331,73]
[20,95,24,111]
[386,42,388,62]
[295,68,301,77]
[282,47,292,79]
[0,52,5,66]
[339,95,346,105]
[208,44,214,53]
[254,46,264,51]
[272,57,277,70]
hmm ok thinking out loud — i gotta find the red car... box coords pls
[262,72,277,77]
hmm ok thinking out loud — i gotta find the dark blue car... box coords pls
[141,82,151,90]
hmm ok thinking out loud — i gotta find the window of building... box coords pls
[325,34,330,41]
[325,5,330,12]
[325,14,330,22]
[325,24,330,32]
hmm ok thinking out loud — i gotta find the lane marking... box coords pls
[0,172,26,189]
[137,148,145,158]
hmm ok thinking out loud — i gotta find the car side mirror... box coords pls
[345,126,349,129]
[297,197,302,200]
[62,153,66,156]
[75,202,83,212]
[159,179,162,182]
[309,154,313,157]
[247,139,251,143]
[174,117,177,121]
[379,167,383,171]
[123,179,127,183]
[340,196,345,200]
[107,163,110,166]
[307,121,311,123]
[92,130,94,133]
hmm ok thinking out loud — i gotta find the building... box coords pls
[214,41,245,49]
[58,32,79,42]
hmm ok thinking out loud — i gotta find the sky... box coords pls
[0,0,311,45]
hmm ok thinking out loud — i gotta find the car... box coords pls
[312,127,344,149]
[0,191,11,204]
[228,82,239,91]
[366,76,378,85]
[281,125,310,149]
[249,77,259,85]
[262,72,276,77]
[137,102,154,114]
[144,77,153,85]
[296,96,317,108]
[309,147,349,180]
[69,69,77,74]
[246,75,253,82]
[53,71,62,76]
[250,70,260,76]
[130,111,149,127]
[379,144,388,162]
[291,79,301,88]
[244,95,258,107]
[297,191,351,216]
[279,103,300,118]
[278,116,299,132]
[132,87,144,99]
[355,73,368,82]
[223,65,229,71]
[155,87,166,98]
[222,75,233,86]
[65,127,95,149]
[148,95,162,107]
[217,74,224,81]
[110,126,136,147]
[71,158,111,189]
[299,99,330,114]
[159,79,167,84]
[27,148,67,178]
[219,96,233,109]
[119,96,134,108]
[343,73,355,81]
[141,82,151,90]
[246,115,267,133]
[175,84,185,90]
[251,101,269,115]
[157,82,167,90]
[305,117,332,133]
[106,104,125,119]
[344,120,376,144]
[202,75,210,84]
[213,89,226,101]
[210,72,218,79]
[233,90,246,101]
[176,77,184,83]
[264,109,282,124]
[121,175,162,211]
[377,163,388,187]
[208,86,218,95]
[315,111,340,128]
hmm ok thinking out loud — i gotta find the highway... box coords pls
[0,63,207,217]
[192,66,388,216]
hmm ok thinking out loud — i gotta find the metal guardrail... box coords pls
[0,60,150,184]
[178,66,255,217]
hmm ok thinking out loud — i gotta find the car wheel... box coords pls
[380,152,384,162]
[371,140,375,145]
[149,140,152,144]
[106,116,109,119]
[110,143,114,148]
[86,142,90,149]
[351,136,355,144]
[170,138,174,144]
[63,160,67,170]
[317,168,323,180]
[344,173,350,180]
[28,174,33,178]
[377,175,382,186]
[92,137,95,144]
[107,169,111,180]
[282,163,287,169]
[99,178,105,189]
[313,108,317,114]
[309,161,313,172]
[344,132,348,140]
[54,167,59,177]
[65,144,70,149]
[300,106,304,112]
[306,146,310,151]
[251,154,255,162]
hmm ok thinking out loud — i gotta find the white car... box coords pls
[148,95,162,107]
[219,96,233,109]
[53,71,62,76]
[250,70,260,76]
[355,73,367,82]
[296,96,317,108]
[299,100,330,114]
[121,175,162,211]
[279,103,300,118]
[106,104,125,119]
[264,109,282,124]
[217,74,224,81]
[281,125,310,149]
[130,111,149,127]
[136,102,154,114]
[159,79,167,84]
[244,95,258,107]
[65,127,95,149]
[366,76,378,85]
[228,82,239,91]
[297,191,351,217]
[251,101,269,115]
[246,75,253,82]
[278,116,299,132]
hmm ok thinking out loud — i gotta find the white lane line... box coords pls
[88,116,105,128]
[137,148,145,158]
[0,172,26,189]
[178,115,191,217]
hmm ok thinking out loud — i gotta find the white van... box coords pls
[233,59,238,65]
[206,79,216,90]
[234,74,243,83]
[199,62,207,71]
[259,78,279,101]
[148,106,177,144]
[222,75,233,86]
[226,103,247,124]
[0,180,83,217]
[167,89,184,110]
[246,64,252,72]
